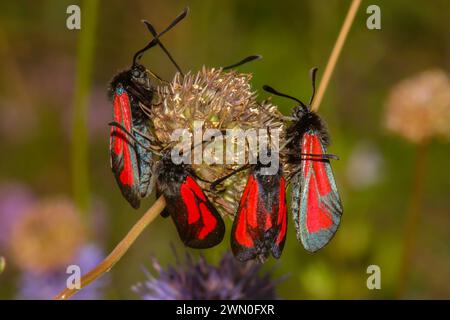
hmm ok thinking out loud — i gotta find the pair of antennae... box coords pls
[132,7,262,77]
[263,67,318,111]
[132,7,189,75]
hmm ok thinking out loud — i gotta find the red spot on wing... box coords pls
[306,172,333,233]
[276,177,287,245]
[185,176,207,202]
[111,90,135,187]
[245,177,258,229]
[235,211,253,247]
[306,134,332,195]
[180,181,200,224]
[198,202,217,240]
[234,175,258,247]
[111,93,123,155]
[181,176,219,240]
[302,133,333,233]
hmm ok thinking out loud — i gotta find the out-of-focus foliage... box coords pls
[0,0,449,299]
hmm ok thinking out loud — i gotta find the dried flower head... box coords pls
[384,69,450,144]
[10,197,85,273]
[150,67,285,217]
[132,252,280,300]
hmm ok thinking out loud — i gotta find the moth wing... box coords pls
[110,85,141,209]
[169,176,225,249]
[231,174,260,261]
[293,133,343,252]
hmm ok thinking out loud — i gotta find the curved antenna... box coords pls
[132,41,157,67]
[309,67,318,106]
[222,55,262,70]
[210,164,251,190]
[132,7,189,67]
[263,85,308,111]
[142,20,184,75]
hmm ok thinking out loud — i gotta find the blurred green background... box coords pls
[0,0,449,299]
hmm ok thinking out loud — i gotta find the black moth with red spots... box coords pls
[108,9,188,209]
[230,163,288,263]
[155,156,225,249]
[264,68,343,253]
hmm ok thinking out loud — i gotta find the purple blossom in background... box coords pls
[0,183,35,247]
[17,244,106,300]
[132,252,281,300]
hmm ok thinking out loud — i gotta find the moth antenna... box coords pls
[132,7,189,67]
[263,85,308,111]
[308,67,319,106]
[142,20,184,76]
[210,164,251,190]
[223,55,262,70]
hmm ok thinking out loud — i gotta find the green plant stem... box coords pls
[54,195,166,300]
[72,0,99,217]
[0,256,5,275]
[396,142,428,298]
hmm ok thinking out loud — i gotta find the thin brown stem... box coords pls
[311,0,361,112]
[54,195,166,300]
[396,142,428,298]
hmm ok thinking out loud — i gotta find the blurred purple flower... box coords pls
[0,183,35,247]
[132,252,280,300]
[17,244,106,300]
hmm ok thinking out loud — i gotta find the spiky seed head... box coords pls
[150,67,286,217]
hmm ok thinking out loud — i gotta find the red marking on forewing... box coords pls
[181,177,219,240]
[276,177,287,245]
[301,133,334,233]
[306,172,333,233]
[310,135,332,195]
[119,142,134,186]
[234,175,258,247]
[111,93,123,155]
[246,177,258,229]
[112,91,135,187]
[235,211,253,247]
[118,92,133,131]
[185,176,207,201]
[180,181,201,224]
[197,202,217,240]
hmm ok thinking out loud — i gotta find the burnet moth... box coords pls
[264,68,343,253]
[108,122,225,249]
[155,155,225,249]
[231,163,287,262]
[108,8,188,209]
[209,150,287,262]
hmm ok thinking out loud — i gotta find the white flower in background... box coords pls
[346,141,383,189]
